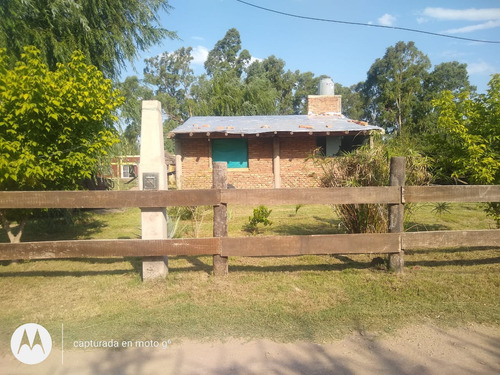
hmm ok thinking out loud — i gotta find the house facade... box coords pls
[110,155,140,179]
[171,91,383,189]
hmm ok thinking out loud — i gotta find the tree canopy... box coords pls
[0,46,123,241]
[0,0,176,78]
[361,41,431,135]
[431,74,500,185]
[0,46,123,191]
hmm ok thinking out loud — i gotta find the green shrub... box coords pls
[245,205,273,234]
[311,138,431,233]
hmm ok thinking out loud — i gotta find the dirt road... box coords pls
[2,324,499,374]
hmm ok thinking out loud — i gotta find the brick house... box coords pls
[170,92,383,189]
[110,155,140,179]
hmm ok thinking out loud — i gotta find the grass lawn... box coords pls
[0,202,498,347]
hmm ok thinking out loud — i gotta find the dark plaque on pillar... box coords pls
[143,173,159,190]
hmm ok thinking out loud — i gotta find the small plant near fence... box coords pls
[245,205,273,235]
[168,206,211,238]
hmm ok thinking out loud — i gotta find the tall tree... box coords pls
[242,76,279,115]
[412,61,474,134]
[246,56,297,114]
[193,71,245,116]
[0,0,176,78]
[144,47,196,123]
[204,28,250,77]
[431,74,500,226]
[361,41,431,135]
[0,47,123,242]
[431,74,499,185]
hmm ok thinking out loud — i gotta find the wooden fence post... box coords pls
[213,162,229,276]
[388,157,405,273]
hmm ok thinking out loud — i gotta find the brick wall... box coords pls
[179,136,323,189]
[180,138,211,189]
[307,95,342,114]
[280,137,323,188]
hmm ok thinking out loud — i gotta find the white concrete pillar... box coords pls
[139,100,168,280]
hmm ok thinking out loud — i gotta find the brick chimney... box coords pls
[307,77,342,115]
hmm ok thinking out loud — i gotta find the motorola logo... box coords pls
[11,323,52,365]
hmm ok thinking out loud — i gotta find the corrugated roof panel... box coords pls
[171,115,383,135]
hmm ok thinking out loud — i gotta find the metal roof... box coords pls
[170,115,383,137]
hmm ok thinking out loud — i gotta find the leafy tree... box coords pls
[204,28,250,77]
[412,61,474,135]
[0,0,176,78]
[432,74,499,185]
[144,47,196,122]
[196,71,245,116]
[242,76,279,115]
[246,55,297,114]
[432,74,500,226]
[0,47,123,242]
[361,41,431,135]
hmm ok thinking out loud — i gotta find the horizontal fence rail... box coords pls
[403,185,500,203]
[0,238,219,261]
[0,230,498,261]
[221,233,400,257]
[402,230,500,250]
[0,182,499,269]
[221,187,402,205]
[0,190,220,209]
[1,185,498,209]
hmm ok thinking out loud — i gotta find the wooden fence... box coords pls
[0,158,499,275]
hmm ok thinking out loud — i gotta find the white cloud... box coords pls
[467,61,497,75]
[378,13,396,27]
[421,7,500,34]
[422,7,500,21]
[191,36,205,41]
[445,19,500,34]
[191,45,209,66]
[249,56,263,65]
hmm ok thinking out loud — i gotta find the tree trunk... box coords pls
[0,211,27,243]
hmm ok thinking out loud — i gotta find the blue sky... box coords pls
[123,0,500,93]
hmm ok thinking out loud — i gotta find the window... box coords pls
[316,135,367,156]
[121,164,136,178]
[212,139,248,168]
[316,136,341,156]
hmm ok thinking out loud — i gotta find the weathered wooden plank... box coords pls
[2,185,498,209]
[0,238,220,260]
[404,185,500,203]
[212,162,228,276]
[402,230,500,250]
[221,233,400,257]
[388,157,405,273]
[221,187,400,205]
[0,190,220,209]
